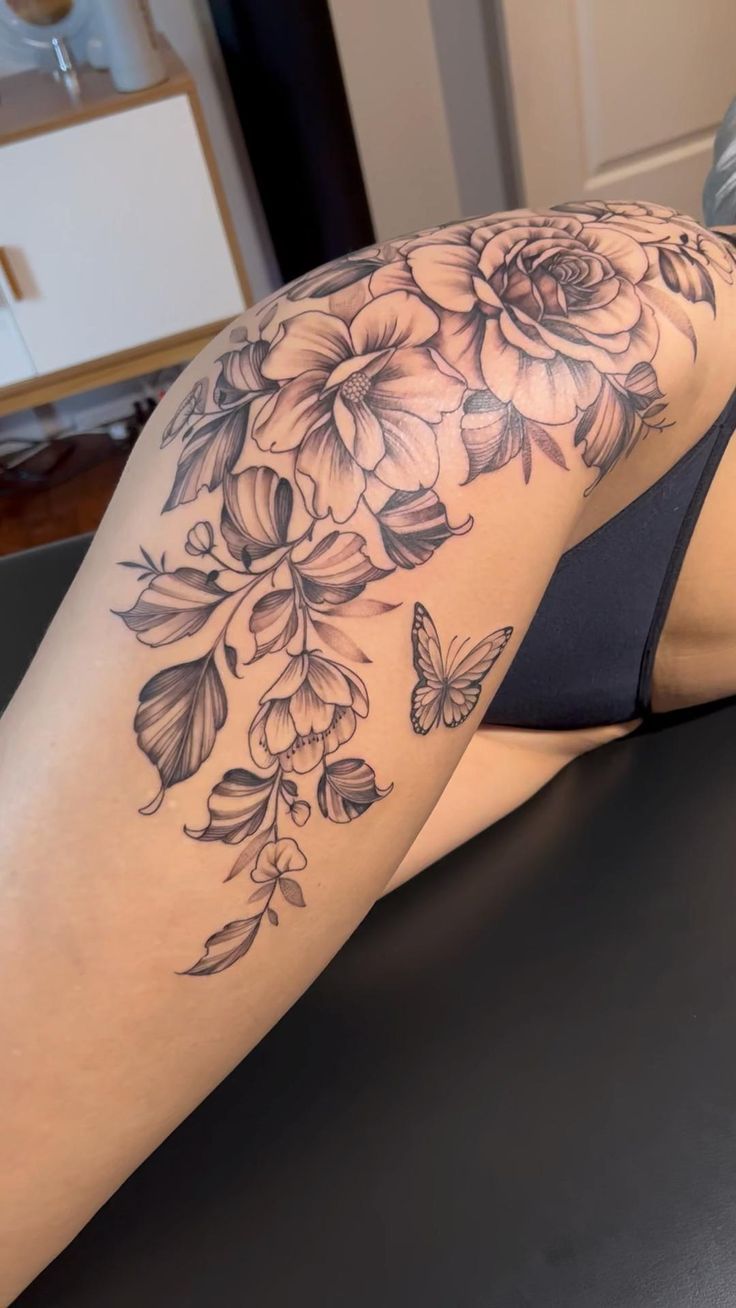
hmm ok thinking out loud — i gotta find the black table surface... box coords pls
[6,536,736,1307]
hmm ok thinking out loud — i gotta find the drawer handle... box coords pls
[0,247,23,301]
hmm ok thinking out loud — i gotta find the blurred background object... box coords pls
[1,0,735,555]
[703,97,736,226]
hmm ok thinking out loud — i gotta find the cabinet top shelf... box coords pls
[0,36,191,148]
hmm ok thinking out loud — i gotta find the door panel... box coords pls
[581,0,734,166]
[500,0,736,216]
[0,95,244,377]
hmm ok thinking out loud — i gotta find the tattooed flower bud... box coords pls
[289,799,311,826]
[213,338,276,408]
[185,521,215,557]
[252,837,307,882]
[249,652,368,774]
[317,758,392,823]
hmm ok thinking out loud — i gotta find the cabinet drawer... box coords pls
[0,94,244,376]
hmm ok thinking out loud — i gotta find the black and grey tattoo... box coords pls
[410,603,512,733]
[116,202,734,974]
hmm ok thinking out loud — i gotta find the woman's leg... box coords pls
[0,203,721,1300]
[0,256,587,1301]
[385,720,638,892]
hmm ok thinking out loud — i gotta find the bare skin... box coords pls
[653,425,736,710]
[2,204,736,1304]
[389,719,637,890]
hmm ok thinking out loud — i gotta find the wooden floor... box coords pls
[0,438,128,557]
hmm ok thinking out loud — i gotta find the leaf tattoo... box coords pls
[461,392,568,484]
[376,489,472,568]
[186,768,278,844]
[182,916,261,976]
[181,837,307,975]
[135,655,227,814]
[116,202,728,971]
[317,759,392,822]
[161,377,207,447]
[293,531,391,604]
[115,567,228,647]
[163,407,252,512]
[285,254,389,299]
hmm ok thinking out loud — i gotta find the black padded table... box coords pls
[6,536,736,1307]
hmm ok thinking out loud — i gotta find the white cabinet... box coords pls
[0,94,244,377]
[0,42,250,416]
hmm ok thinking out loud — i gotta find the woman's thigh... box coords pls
[0,202,714,1297]
[0,257,586,1296]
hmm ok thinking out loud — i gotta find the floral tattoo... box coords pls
[116,201,735,974]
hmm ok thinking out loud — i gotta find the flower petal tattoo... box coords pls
[115,203,733,973]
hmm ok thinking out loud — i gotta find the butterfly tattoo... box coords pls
[410,603,513,734]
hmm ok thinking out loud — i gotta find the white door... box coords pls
[500,0,736,217]
[0,94,244,377]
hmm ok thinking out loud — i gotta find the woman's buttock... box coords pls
[653,427,736,711]
[399,403,736,894]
